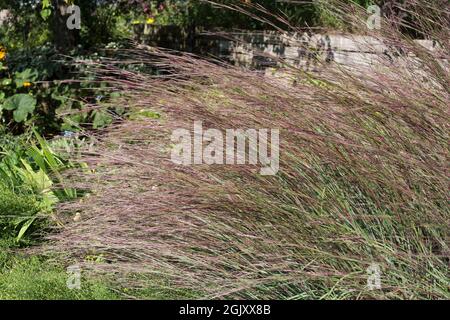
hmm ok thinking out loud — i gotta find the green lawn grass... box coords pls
[0,239,120,300]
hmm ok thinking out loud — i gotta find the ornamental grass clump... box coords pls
[47,0,449,299]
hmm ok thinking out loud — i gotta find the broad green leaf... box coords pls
[3,94,36,111]
[13,108,28,122]
[41,0,52,20]
[40,8,52,20]
[16,218,36,242]
[3,94,37,122]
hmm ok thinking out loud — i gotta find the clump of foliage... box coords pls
[0,1,138,135]
[0,182,41,241]
[48,0,449,299]
[0,128,80,242]
[0,46,58,133]
[0,44,129,134]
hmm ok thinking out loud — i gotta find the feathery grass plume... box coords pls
[45,0,449,299]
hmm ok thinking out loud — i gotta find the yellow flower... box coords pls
[146,17,155,24]
[23,82,32,87]
[0,47,6,60]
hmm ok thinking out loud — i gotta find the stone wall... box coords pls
[136,25,442,71]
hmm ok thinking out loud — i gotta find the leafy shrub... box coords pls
[0,129,79,242]
[0,181,41,240]
[0,44,127,134]
[0,46,76,133]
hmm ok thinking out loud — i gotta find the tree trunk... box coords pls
[51,0,76,52]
